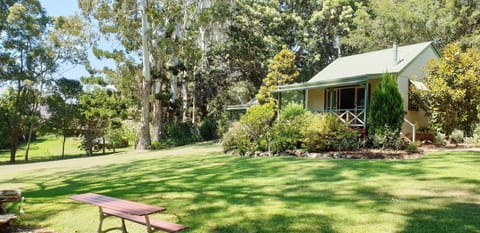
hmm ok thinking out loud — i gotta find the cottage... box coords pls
[276,41,440,139]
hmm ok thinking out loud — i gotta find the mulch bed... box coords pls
[305,149,425,160]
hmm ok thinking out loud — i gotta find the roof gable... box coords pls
[307,41,438,83]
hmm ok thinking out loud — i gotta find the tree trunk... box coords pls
[192,66,197,124]
[9,128,20,163]
[171,73,177,103]
[136,0,152,150]
[62,134,66,158]
[182,70,188,122]
[102,136,106,155]
[152,99,163,142]
[24,123,34,161]
[137,80,152,150]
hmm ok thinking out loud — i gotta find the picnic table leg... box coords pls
[97,207,109,233]
[97,207,128,233]
[121,218,127,233]
[144,215,153,233]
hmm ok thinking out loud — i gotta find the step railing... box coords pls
[403,118,416,142]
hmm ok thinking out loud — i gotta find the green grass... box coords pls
[0,144,479,233]
[0,135,130,164]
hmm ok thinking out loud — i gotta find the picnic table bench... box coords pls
[0,190,23,233]
[69,193,186,233]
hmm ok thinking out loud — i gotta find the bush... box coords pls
[370,127,405,150]
[221,121,248,154]
[301,113,359,152]
[450,129,464,144]
[271,110,309,153]
[465,124,480,145]
[435,131,447,146]
[331,129,362,151]
[216,113,231,139]
[198,117,217,141]
[163,122,199,147]
[221,104,276,155]
[406,142,419,153]
[149,141,171,150]
[279,103,307,121]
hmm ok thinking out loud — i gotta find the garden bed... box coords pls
[304,150,424,160]
[245,149,425,160]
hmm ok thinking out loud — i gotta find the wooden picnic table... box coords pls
[69,193,186,233]
[0,190,23,233]
[0,190,22,214]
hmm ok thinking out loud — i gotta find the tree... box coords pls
[0,0,50,163]
[0,1,90,163]
[79,0,152,149]
[421,43,480,136]
[78,87,120,156]
[346,0,480,52]
[0,91,18,151]
[45,78,83,158]
[256,46,299,106]
[368,73,404,135]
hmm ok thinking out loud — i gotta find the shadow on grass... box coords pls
[400,202,480,233]
[4,149,480,232]
[210,213,336,233]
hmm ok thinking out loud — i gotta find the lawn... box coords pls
[0,143,479,233]
[0,135,130,164]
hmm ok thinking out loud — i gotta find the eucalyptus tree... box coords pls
[79,0,155,149]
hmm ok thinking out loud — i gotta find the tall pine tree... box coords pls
[368,73,404,135]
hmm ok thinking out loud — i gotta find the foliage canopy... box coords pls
[421,43,480,136]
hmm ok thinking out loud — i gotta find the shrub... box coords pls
[198,117,217,141]
[406,142,419,153]
[301,113,359,152]
[370,127,405,150]
[435,131,447,146]
[216,113,231,139]
[221,104,276,155]
[221,121,248,154]
[466,124,480,145]
[368,73,405,135]
[149,141,171,150]
[331,129,362,151]
[279,103,307,121]
[271,111,309,153]
[163,122,199,147]
[450,129,464,144]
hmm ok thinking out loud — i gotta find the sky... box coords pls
[38,0,114,80]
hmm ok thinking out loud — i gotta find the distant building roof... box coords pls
[225,98,258,111]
